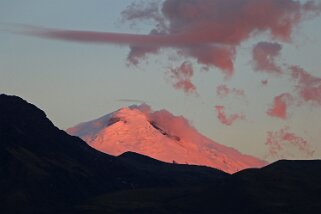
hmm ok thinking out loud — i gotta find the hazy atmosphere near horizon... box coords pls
[1,0,321,161]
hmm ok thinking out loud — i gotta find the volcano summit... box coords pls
[67,104,266,173]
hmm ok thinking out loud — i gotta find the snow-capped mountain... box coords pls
[67,104,267,173]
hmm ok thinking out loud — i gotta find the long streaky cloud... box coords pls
[116,99,145,103]
[9,24,224,48]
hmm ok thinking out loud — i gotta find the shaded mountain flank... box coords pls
[0,94,320,214]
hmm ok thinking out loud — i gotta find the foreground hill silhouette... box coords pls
[0,94,225,212]
[0,94,320,213]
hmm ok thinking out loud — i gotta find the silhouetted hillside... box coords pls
[80,159,321,214]
[233,160,321,213]
[0,94,226,213]
[0,94,320,213]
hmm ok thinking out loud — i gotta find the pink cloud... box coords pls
[167,61,196,94]
[127,44,160,65]
[290,66,321,105]
[214,105,245,126]
[261,79,268,86]
[267,93,294,119]
[12,0,321,77]
[136,103,214,143]
[178,45,236,77]
[266,127,315,159]
[216,85,229,98]
[145,107,198,142]
[216,84,245,98]
[264,66,321,118]
[252,42,283,74]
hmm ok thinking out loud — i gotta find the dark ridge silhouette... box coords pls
[0,94,226,213]
[0,94,320,214]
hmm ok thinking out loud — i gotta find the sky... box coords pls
[1,0,321,161]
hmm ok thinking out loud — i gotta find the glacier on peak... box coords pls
[67,104,267,173]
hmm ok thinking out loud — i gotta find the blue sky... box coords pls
[1,0,321,160]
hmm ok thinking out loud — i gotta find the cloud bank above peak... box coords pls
[6,0,321,78]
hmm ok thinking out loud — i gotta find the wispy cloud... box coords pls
[167,61,197,94]
[214,105,245,126]
[266,126,315,159]
[216,84,245,98]
[116,99,145,103]
[290,65,321,106]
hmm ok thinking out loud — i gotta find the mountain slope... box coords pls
[67,105,267,173]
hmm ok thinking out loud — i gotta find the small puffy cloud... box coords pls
[214,105,245,126]
[252,42,283,74]
[216,84,245,98]
[167,61,197,94]
[266,93,294,119]
[261,79,268,86]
